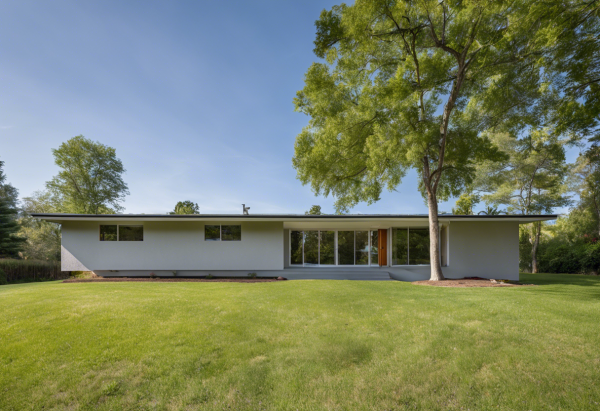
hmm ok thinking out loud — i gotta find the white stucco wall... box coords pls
[61,220,284,272]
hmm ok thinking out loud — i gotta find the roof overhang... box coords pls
[31,213,558,224]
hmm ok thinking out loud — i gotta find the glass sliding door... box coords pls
[355,231,369,265]
[304,231,319,265]
[338,231,355,265]
[408,228,430,265]
[370,230,379,265]
[319,231,335,265]
[392,228,408,265]
[290,231,303,265]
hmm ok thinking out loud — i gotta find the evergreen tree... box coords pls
[0,198,25,257]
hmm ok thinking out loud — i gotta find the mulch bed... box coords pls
[63,277,286,283]
[413,277,535,287]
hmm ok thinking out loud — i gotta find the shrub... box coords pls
[0,268,7,285]
[247,272,257,278]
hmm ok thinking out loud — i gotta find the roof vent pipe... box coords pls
[242,204,250,215]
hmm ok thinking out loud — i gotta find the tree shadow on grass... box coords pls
[520,273,600,301]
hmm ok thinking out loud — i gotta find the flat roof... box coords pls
[31,213,558,223]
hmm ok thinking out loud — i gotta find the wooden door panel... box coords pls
[378,229,388,266]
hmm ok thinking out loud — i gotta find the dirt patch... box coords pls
[412,278,535,287]
[63,277,286,284]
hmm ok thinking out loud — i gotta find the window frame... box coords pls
[390,226,431,267]
[204,224,242,241]
[99,224,144,242]
[288,229,381,267]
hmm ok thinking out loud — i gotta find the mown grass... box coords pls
[1,274,599,410]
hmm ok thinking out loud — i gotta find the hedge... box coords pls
[0,259,69,283]
[537,242,600,274]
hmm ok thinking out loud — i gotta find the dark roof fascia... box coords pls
[30,213,558,219]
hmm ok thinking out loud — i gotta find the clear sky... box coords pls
[0,1,579,215]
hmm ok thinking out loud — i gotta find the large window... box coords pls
[319,231,335,265]
[337,231,354,265]
[99,225,143,241]
[392,227,430,265]
[370,230,379,265]
[205,225,241,241]
[119,225,143,241]
[100,225,117,241]
[355,231,369,265]
[290,230,379,266]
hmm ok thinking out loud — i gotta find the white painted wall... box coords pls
[61,220,284,272]
[61,219,519,280]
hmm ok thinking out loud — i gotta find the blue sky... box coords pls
[0,1,579,215]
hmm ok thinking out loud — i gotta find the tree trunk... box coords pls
[427,191,444,281]
[531,221,541,274]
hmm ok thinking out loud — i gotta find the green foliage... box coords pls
[171,200,199,215]
[305,205,323,215]
[0,161,25,258]
[0,259,65,283]
[46,135,129,214]
[478,205,504,216]
[478,131,572,215]
[573,143,600,235]
[0,198,26,258]
[18,190,62,261]
[293,1,524,213]
[247,272,257,279]
[0,159,19,209]
[0,268,6,285]
[537,241,600,274]
[452,193,480,215]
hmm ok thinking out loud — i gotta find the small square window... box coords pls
[205,225,221,241]
[100,225,117,241]
[222,225,241,241]
[119,225,143,241]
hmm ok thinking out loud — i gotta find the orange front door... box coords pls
[378,229,388,266]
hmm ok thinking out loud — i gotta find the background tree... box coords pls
[529,0,600,143]
[171,201,200,215]
[452,192,480,215]
[573,143,600,235]
[0,161,25,257]
[476,131,571,272]
[46,135,129,214]
[292,0,535,280]
[18,191,62,260]
[0,159,19,210]
[305,205,323,215]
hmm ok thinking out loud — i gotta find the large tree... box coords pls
[476,131,571,272]
[46,136,129,214]
[292,0,539,280]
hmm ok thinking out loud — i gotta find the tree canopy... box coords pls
[46,136,129,214]
[171,201,200,215]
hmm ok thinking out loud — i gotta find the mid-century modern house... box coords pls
[32,212,557,281]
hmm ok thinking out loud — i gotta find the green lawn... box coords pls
[1,274,599,410]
